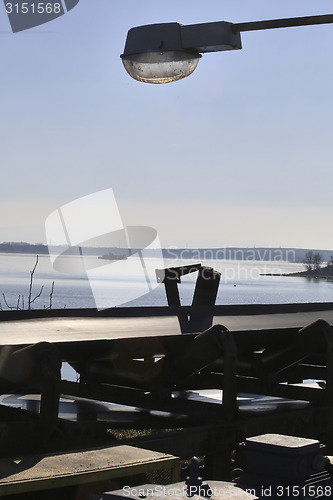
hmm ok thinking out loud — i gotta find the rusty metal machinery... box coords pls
[0,315,332,466]
[58,316,333,480]
[0,264,333,470]
[66,319,333,416]
[91,435,333,500]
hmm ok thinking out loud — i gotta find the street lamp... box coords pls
[121,14,333,84]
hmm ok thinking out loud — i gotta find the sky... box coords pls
[0,0,332,249]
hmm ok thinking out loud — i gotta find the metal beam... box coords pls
[234,14,333,33]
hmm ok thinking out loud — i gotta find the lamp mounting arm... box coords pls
[233,14,333,33]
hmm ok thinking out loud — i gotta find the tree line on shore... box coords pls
[303,251,333,276]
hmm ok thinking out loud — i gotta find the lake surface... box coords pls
[0,253,333,310]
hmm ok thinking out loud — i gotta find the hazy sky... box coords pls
[1,1,332,249]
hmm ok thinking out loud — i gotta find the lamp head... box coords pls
[121,23,200,84]
[121,21,241,84]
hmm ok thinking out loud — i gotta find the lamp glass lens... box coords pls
[122,51,200,84]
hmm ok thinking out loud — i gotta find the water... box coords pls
[0,253,333,310]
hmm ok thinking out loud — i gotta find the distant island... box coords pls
[262,250,333,280]
[287,265,333,279]
[263,265,333,280]
[287,250,333,280]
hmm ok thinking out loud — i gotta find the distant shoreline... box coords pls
[262,266,333,281]
[1,242,333,263]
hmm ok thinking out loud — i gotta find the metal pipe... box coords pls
[234,14,333,33]
[260,320,330,375]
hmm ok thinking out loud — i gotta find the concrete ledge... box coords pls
[0,445,180,496]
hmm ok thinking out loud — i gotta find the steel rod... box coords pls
[234,14,333,33]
